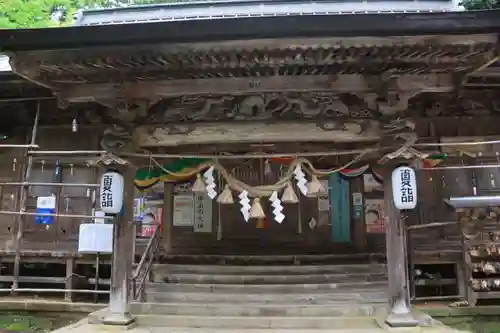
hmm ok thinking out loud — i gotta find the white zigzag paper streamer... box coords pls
[238,190,250,222]
[270,191,285,223]
[203,166,217,199]
[293,165,308,196]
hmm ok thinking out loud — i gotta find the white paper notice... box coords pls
[173,195,194,226]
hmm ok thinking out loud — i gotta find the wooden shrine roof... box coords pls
[0,34,497,104]
[0,10,500,146]
[0,11,498,96]
[1,10,500,51]
[7,37,497,82]
[0,11,497,103]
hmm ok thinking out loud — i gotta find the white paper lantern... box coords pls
[100,171,124,214]
[391,166,418,210]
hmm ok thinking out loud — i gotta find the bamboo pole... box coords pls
[407,221,459,230]
[0,97,55,103]
[0,288,109,294]
[0,144,38,148]
[28,150,107,155]
[27,149,374,158]
[414,139,500,147]
[0,182,99,187]
[22,138,500,160]
[0,211,114,219]
[420,164,500,171]
[12,102,40,294]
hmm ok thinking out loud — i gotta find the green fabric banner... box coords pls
[134,158,209,189]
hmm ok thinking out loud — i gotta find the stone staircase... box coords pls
[125,257,390,329]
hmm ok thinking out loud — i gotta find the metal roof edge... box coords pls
[80,0,312,13]
[1,10,499,52]
[75,0,466,26]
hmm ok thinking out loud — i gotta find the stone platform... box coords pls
[51,315,471,333]
[0,296,473,333]
[95,261,399,330]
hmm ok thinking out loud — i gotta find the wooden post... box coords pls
[351,177,367,252]
[384,165,418,327]
[64,257,75,302]
[12,106,40,295]
[94,253,100,303]
[102,165,135,326]
[163,182,173,254]
[456,262,467,302]
[216,174,223,241]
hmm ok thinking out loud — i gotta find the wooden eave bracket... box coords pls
[6,55,55,92]
[54,74,458,105]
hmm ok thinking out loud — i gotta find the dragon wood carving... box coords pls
[145,90,500,123]
[97,89,500,151]
[146,92,376,123]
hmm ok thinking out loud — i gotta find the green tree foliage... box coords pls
[1,0,498,29]
[2,0,73,28]
[0,0,175,29]
[460,0,500,9]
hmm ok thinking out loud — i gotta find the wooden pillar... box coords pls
[384,165,417,327]
[456,262,468,303]
[64,258,75,302]
[351,177,367,252]
[102,165,135,326]
[163,182,174,254]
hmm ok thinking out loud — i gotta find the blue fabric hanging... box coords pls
[330,173,351,243]
[35,208,55,225]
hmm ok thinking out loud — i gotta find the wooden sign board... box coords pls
[193,194,213,233]
[173,195,194,227]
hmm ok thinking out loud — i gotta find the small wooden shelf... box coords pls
[475,291,500,299]
[415,278,456,287]
[461,216,500,305]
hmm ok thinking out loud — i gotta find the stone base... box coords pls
[385,311,419,327]
[101,312,136,326]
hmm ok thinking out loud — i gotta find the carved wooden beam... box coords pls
[7,34,495,100]
[57,74,456,103]
[137,119,412,147]
[9,35,497,63]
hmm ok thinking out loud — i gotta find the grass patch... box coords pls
[441,316,500,333]
[0,312,81,332]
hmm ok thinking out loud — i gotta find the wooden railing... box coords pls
[130,225,161,302]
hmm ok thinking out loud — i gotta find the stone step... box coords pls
[153,263,387,276]
[160,252,386,266]
[145,288,387,304]
[160,272,388,285]
[125,329,386,333]
[133,315,381,329]
[146,281,387,294]
[130,302,388,317]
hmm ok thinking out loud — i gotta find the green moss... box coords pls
[0,312,80,332]
[441,316,500,333]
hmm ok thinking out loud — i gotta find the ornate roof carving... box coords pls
[146,92,376,123]
[139,89,500,124]
[15,41,495,86]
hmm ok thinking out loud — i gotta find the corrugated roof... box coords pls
[75,0,465,26]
